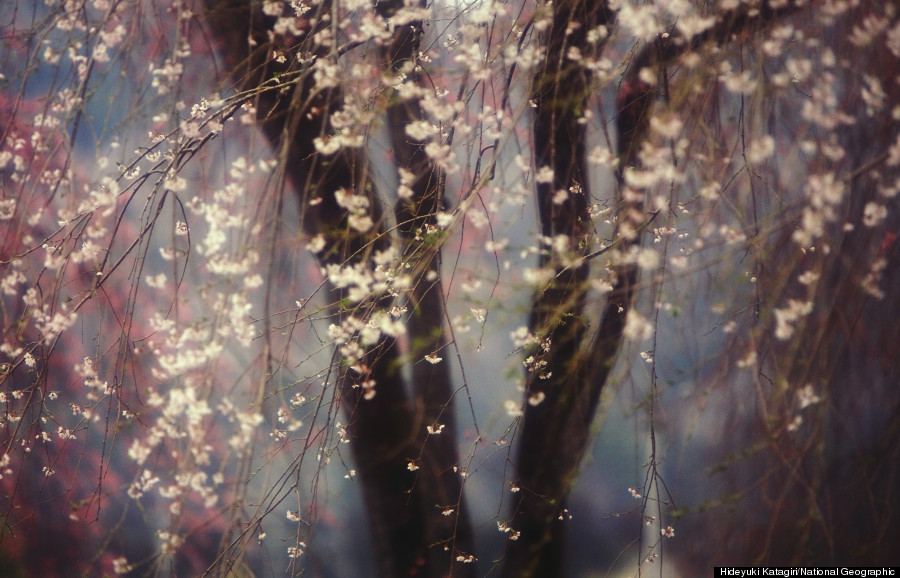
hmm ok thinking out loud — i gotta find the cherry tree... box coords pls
[1,0,898,576]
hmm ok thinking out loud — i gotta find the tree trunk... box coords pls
[203,1,471,575]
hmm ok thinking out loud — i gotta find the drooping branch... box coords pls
[718,19,900,565]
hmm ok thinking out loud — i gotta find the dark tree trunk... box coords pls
[203,1,471,576]
[503,2,630,576]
